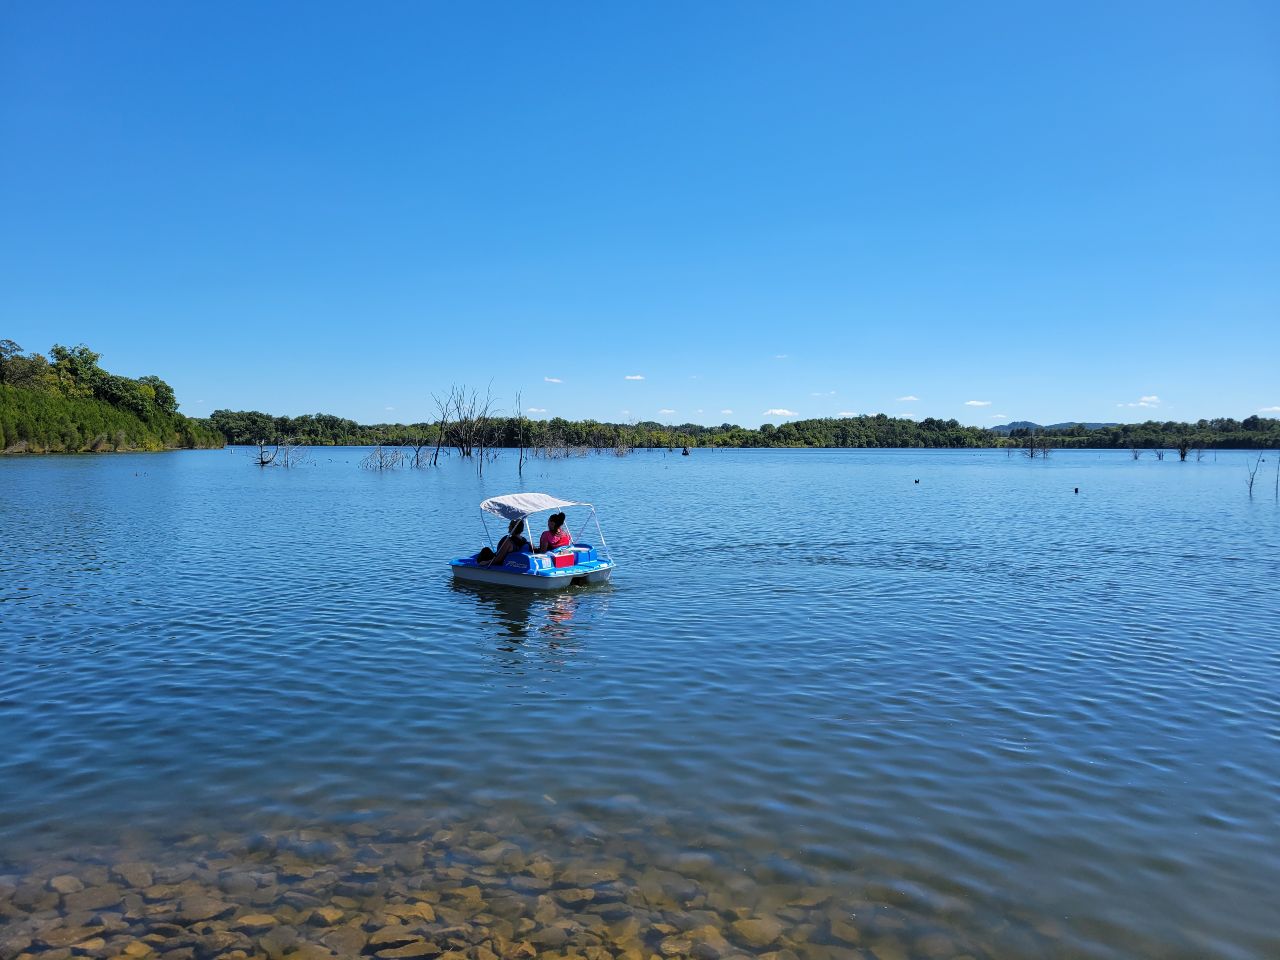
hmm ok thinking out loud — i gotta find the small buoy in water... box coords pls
[914,479,920,484]
[1074,487,1079,494]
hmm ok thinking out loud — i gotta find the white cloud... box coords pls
[1260,406,1280,413]
[721,408,733,415]
[764,408,798,417]
[810,390,836,397]
[385,406,395,411]
[528,407,547,413]
[965,400,992,407]
[1119,394,1161,408]
[990,413,1009,419]
[544,376,562,383]
[774,354,788,359]
[838,411,858,417]
[897,395,919,402]
[624,374,645,380]
[620,409,630,416]
[696,409,703,414]
[659,408,676,415]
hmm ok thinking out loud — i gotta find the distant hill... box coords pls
[988,421,1119,436]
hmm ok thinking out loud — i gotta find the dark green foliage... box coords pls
[209,409,363,445]
[0,341,223,454]
[1003,418,1280,450]
[138,375,178,414]
[204,409,1280,450]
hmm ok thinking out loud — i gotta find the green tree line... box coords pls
[1002,418,1280,450]
[0,340,224,453]
[208,408,1280,451]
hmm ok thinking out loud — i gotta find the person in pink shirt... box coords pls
[536,512,572,553]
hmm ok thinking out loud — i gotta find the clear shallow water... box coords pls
[1,448,1278,960]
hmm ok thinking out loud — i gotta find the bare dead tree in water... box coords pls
[1245,451,1263,497]
[429,392,451,467]
[1195,447,1205,462]
[277,438,310,469]
[254,440,278,466]
[515,390,526,476]
[1131,447,1143,460]
[1178,439,1190,461]
[405,430,433,469]
[1023,432,1051,458]
[615,423,634,457]
[444,384,497,463]
[473,387,498,477]
[1155,448,1166,461]
[361,445,404,471]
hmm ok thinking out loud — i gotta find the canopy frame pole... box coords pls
[592,508,611,560]
[554,502,592,545]
[569,506,589,544]
[479,510,494,549]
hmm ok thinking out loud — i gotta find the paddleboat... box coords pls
[449,493,616,590]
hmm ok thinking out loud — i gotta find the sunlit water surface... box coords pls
[1,448,1277,960]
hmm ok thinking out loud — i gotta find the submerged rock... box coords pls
[659,935,694,956]
[63,885,123,913]
[176,895,231,923]
[48,875,85,895]
[257,924,298,960]
[308,905,345,926]
[730,917,782,948]
[36,927,100,949]
[528,926,569,948]
[232,914,278,931]
[828,914,861,946]
[368,926,425,949]
[554,888,595,906]
[320,926,367,954]
[113,862,156,889]
[866,938,907,960]
[376,942,443,959]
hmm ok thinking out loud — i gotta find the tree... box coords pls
[0,339,21,384]
[48,343,102,398]
[138,375,178,414]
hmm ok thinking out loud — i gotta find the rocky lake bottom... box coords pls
[1,804,1067,960]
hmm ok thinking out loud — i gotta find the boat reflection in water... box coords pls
[449,580,612,648]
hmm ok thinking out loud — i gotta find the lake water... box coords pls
[1,448,1277,960]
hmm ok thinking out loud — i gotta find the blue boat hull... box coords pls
[449,558,614,590]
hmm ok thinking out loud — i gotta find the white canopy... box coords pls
[479,492,585,521]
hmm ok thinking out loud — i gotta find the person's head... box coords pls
[508,519,524,537]
[547,512,565,531]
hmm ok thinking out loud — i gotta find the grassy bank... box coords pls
[0,384,224,453]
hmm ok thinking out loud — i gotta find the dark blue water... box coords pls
[1,448,1277,959]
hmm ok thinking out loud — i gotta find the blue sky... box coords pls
[2,1,1277,427]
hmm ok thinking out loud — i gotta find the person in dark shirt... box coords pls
[476,519,529,566]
